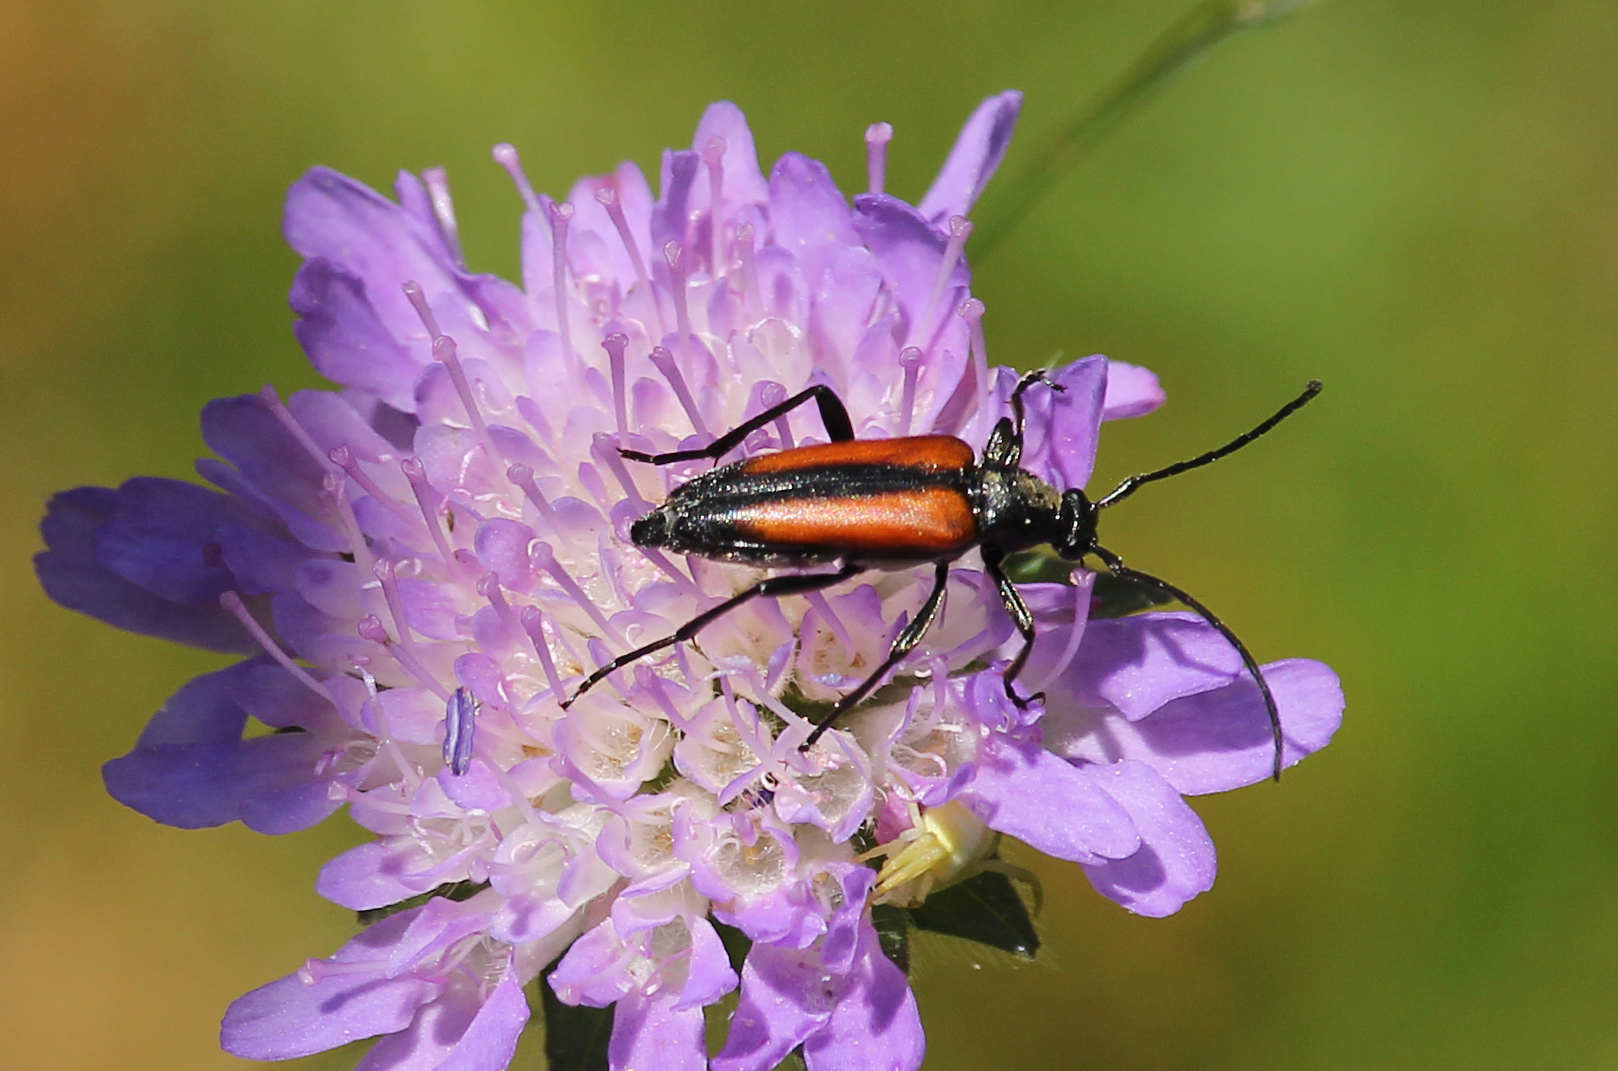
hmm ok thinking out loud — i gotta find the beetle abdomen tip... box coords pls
[630,509,668,547]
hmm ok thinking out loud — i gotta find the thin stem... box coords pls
[972,0,1323,256]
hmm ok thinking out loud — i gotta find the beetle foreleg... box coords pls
[560,560,865,708]
[620,384,855,466]
[801,559,952,751]
[983,548,1045,710]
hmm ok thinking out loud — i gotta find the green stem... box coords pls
[971,0,1323,257]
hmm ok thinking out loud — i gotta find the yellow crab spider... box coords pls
[860,799,1043,911]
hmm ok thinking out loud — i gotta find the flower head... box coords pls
[37,94,1343,1071]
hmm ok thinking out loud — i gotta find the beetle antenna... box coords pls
[1091,546,1284,782]
[1096,380,1321,510]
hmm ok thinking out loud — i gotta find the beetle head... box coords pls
[1053,489,1098,561]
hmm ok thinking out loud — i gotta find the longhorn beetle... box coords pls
[562,372,1322,781]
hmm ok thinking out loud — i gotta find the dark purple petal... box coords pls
[36,486,254,653]
[957,732,1140,864]
[1102,359,1165,419]
[201,394,341,551]
[102,660,350,831]
[220,910,438,1060]
[291,258,423,413]
[1046,658,1345,795]
[917,90,1023,225]
[1080,760,1217,917]
[92,477,257,606]
[1018,355,1108,491]
[609,986,708,1071]
[804,921,924,1071]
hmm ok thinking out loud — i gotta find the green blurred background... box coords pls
[4,0,1616,1068]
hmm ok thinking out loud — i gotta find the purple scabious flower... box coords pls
[36,94,1343,1071]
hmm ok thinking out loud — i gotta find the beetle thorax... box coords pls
[970,466,1065,554]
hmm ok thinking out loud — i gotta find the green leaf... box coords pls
[540,969,614,1071]
[1001,549,1083,585]
[355,879,490,926]
[1090,570,1177,618]
[712,918,753,975]
[871,903,911,974]
[905,870,1039,959]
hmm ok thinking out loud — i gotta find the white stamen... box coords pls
[897,346,924,436]
[518,606,566,698]
[865,122,893,195]
[959,298,990,419]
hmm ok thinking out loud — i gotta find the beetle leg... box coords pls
[560,560,865,708]
[984,370,1064,468]
[982,548,1045,710]
[801,559,952,750]
[620,384,855,466]
[1092,545,1285,782]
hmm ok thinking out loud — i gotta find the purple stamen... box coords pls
[422,166,465,266]
[505,462,573,551]
[400,280,444,340]
[663,240,697,360]
[922,215,974,339]
[702,136,726,275]
[258,385,339,475]
[329,445,416,524]
[321,471,374,573]
[492,143,542,213]
[443,687,477,776]
[549,201,576,363]
[531,541,624,644]
[734,221,762,312]
[865,122,893,195]
[593,433,650,514]
[219,591,331,700]
[602,332,630,435]
[594,185,665,337]
[757,382,793,449]
[401,456,467,577]
[647,345,709,439]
